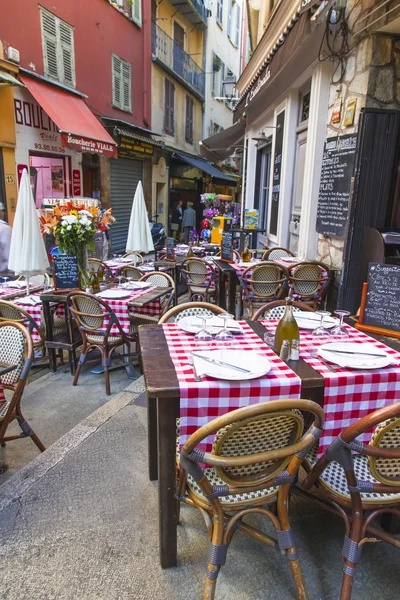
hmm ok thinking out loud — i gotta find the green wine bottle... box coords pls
[274,296,300,355]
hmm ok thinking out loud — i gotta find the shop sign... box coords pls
[17,164,28,185]
[61,133,117,158]
[118,136,153,160]
[72,170,81,196]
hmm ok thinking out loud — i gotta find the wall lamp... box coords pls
[251,125,281,142]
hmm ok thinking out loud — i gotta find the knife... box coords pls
[323,348,387,359]
[192,353,251,373]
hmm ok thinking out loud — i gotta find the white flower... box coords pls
[78,210,92,218]
[62,215,77,224]
[67,225,72,230]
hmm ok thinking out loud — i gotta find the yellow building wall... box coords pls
[156,0,204,69]
[0,85,17,225]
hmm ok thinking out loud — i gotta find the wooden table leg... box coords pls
[148,396,158,481]
[217,270,226,310]
[42,299,57,372]
[227,272,237,316]
[157,396,179,568]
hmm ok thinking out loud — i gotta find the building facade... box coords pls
[0,0,154,251]
[235,0,400,309]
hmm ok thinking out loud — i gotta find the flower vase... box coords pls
[76,246,90,289]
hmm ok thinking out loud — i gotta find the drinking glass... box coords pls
[118,274,123,288]
[215,313,234,342]
[311,311,332,344]
[250,249,257,262]
[195,316,213,342]
[112,252,118,262]
[331,310,350,339]
[263,330,275,349]
[2,276,9,290]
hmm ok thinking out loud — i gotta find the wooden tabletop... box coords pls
[128,286,172,307]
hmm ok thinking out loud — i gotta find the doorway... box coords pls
[254,141,272,247]
[173,22,185,76]
[29,154,69,209]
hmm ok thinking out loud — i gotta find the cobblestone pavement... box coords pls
[0,378,399,600]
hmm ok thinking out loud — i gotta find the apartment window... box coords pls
[216,0,224,26]
[40,8,75,87]
[185,96,194,144]
[228,0,240,48]
[300,90,311,123]
[164,79,175,135]
[112,54,132,112]
[212,52,224,97]
[131,0,142,27]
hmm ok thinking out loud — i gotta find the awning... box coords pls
[19,74,117,157]
[0,71,24,86]
[174,153,237,185]
[200,121,245,161]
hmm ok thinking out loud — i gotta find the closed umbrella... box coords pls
[8,169,49,295]
[125,181,154,261]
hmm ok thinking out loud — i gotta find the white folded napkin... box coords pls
[7,281,26,289]
[193,350,268,379]
[16,295,42,306]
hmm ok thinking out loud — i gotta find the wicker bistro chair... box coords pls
[240,262,288,317]
[178,399,325,600]
[67,292,136,395]
[88,258,112,279]
[288,261,331,309]
[127,272,176,332]
[262,247,295,260]
[0,300,66,361]
[120,265,143,281]
[122,251,144,265]
[0,321,45,453]
[180,258,216,303]
[251,300,316,322]
[159,301,226,324]
[296,402,400,600]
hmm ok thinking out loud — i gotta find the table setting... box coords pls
[95,284,162,332]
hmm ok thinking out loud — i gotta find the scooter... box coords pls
[149,217,166,248]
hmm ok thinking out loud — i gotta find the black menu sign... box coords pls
[221,232,233,262]
[270,111,285,236]
[165,237,175,261]
[53,255,79,290]
[316,134,358,237]
[364,263,400,333]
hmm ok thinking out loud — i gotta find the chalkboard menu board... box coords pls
[316,134,358,237]
[53,255,79,290]
[364,263,400,332]
[165,237,175,261]
[221,232,233,262]
[270,111,285,236]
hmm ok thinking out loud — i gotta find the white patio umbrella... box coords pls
[125,181,154,262]
[8,169,49,295]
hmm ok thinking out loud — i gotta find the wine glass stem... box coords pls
[339,314,344,328]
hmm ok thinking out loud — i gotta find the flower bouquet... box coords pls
[40,201,115,287]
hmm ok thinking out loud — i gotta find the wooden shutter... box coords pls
[164,79,175,134]
[41,10,59,80]
[132,0,142,26]
[59,21,75,87]
[112,54,122,108]
[227,0,233,39]
[185,96,194,144]
[217,0,223,25]
[219,60,225,95]
[235,2,240,47]
[122,61,131,111]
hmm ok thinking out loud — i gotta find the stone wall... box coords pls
[317,0,400,289]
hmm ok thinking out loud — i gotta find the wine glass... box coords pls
[263,330,275,349]
[311,311,332,345]
[2,276,9,290]
[331,310,350,339]
[250,249,257,262]
[215,313,234,342]
[118,274,123,288]
[195,316,213,342]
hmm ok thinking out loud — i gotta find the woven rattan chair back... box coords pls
[0,300,43,346]
[289,262,328,297]
[262,247,295,260]
[88,258,110,276]
[69,293,105,331]
[140,271,175,289]
[122,251,144,265]
[121,266,142,281]
[0,322,27,387]
[247,263,286,298]
[369,417,400,486]
[212,411,304,487]
[158,301,225,323]
[181,258,210,285]
[251,299,316,321]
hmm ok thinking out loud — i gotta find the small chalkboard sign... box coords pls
[165,237,175,262]
[53,254,80,290]
[220,232,233,263]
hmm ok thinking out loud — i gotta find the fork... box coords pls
[309,351,337,373]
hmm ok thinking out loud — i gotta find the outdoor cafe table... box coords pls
[139,319,400,569]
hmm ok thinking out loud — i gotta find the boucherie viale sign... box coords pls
[61,134,117,157]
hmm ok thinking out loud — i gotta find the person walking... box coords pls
[182,201,196,243]
[0,202,12,275]
[170,200,182,239]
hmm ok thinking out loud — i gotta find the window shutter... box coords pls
[217,0,223,25]
[227,0,233,39]
[132,0,142,27]
[122,61,131,111]
[170,82,175,134]
[41,10,59,79]
[185,96,194,143]
[211,52,216,95]
[164,79,175,134]
[112,54,122,108]
[235,3,240,47]
[219,60,225,95]
[59,21,75,87]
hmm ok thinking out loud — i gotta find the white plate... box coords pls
[122,281,151,289]
[193,350,271,381]
[120,256,139,263]
[178,315,243,335]
[294,312,336,330]
[281,257,300,263]
[98,289,131,299]
[319,342,393,370]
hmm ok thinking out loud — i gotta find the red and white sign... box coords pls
[17,164,28,185]
[61,133,117,158]
[72,170,81,196]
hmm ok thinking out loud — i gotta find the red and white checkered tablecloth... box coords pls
[13,298,65,342]
[163,321,301,452]
[98,286,161,334]
[0,285,42,299]
[263,320,400,456]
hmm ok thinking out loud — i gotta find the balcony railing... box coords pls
[169,0,208,26]
[152,23,205,99]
